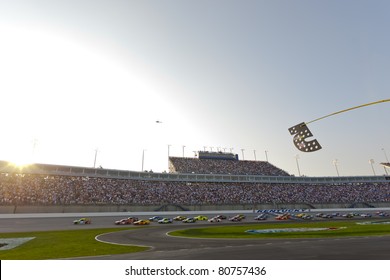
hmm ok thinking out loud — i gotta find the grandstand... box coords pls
[168,153,290,176]
[197,151,239,160]
[0,160,389,213]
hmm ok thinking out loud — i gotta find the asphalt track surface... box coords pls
[1,210,390,260]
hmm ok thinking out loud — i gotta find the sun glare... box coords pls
[0,24,193,172]
[7,151,34,168]
[8,160,33,170]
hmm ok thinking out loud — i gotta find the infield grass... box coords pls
[0,227,147,260]
[169,220,390,239]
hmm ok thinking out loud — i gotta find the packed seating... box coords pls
[0,173,389,206]
[169,157,290,176]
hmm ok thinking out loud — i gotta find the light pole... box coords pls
[31,138,38,162]
[295,154,301,176]
[333,159,340,176]
[382,148,390,162]
[182,145,186,158]
[241,149,245,160]
[253,150,257,161]
[265,150,269,162]
[369,159,376,175]
[382,148,389,175]
[142,149,146,171]
[93,148,98,168]
[167,144,171,170]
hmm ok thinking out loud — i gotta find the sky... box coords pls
[0,0,389,177]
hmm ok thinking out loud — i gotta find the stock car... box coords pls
[173,216,187,221]
[342,213,354,218]
[73,218,91,225]
[208,216,222,223]
[300,214,313,220]
[232,214,245,220]
[376,211,389,217]
[182,217,196,223]
[114,217,139,225]
[254,214,268,220]
[359,213,372,218]
[275,213,290,220]
[149,216,164,222]
[315,213,332,218]
[215,215,227,220]
[133,219,151,225]
[194,215,208,221]
[158,218,173,224]
[229,214,245,222]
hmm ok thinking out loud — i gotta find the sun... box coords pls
[9,158,33,168]
[2,138,36,168]
[7,152,34,168]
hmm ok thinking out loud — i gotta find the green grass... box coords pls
[169,220,390,239]
[0,227,148,260]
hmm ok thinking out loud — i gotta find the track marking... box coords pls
[95,232,152,250]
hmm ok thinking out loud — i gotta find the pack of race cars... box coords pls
[72,211,390,225]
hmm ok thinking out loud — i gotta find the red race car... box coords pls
[115,217,139,225]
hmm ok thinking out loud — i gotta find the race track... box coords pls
[93,223,390,260]
[1,210,390,260]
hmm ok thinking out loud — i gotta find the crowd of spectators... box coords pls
[169,157,290,176]
[1,173,389,206]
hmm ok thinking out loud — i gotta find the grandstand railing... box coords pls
[1,161,389,184]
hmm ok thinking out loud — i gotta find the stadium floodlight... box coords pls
[142,149,147,171]
[167,144,171,169]
[382,148,389,163]
[289,99,390,152]
[93,148,99,168]
[332,159,340,176]
[369,159,376,175]
[295,154,301,176]
[264,150,269,162]
[31,138,38,162]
